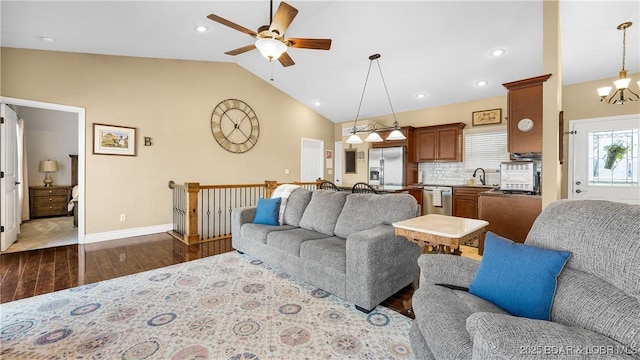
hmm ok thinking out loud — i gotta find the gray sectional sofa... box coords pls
[410,200,640,359]
[231,188,422,312]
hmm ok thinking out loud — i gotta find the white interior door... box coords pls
[1,104,19,251]
[301,138,324,182]
[334,141,343,185]
[569,114,640,204]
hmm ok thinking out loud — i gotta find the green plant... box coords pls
[604,142,628,160]
[603,141,628,169]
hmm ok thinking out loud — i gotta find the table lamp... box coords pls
[39,160,58,187]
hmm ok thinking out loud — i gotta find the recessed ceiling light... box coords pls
[476,80,489,87]
[490,48,505,57]
[415,93,427,99]
[194,25,209,33]
[40,36,55,42]
[313,100,322,107]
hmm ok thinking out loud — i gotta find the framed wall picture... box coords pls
[472,108,502,126]
[93,123,137,156]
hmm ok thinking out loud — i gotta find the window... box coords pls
[588,128,638,186]
[464,131,509,171]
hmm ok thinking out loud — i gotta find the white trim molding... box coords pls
[84,224,173,244]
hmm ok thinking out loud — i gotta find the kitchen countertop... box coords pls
[480,189,542,198]
[417,183,496,189]
[340,185,423,192]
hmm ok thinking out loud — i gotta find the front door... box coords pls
[569,114,640,204]
[1,104,19,251]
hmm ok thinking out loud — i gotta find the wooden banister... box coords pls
[185,182,200,243]
[169,179,324,245]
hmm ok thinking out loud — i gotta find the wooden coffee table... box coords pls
[393,214,488,255]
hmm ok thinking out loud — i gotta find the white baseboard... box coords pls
[83,223,173,244]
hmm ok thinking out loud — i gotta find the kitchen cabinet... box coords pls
[452,186,489,219]
[415,122,465,162]
[371,126,418,184]
[477,191,542,255]
[30,186,71,218]
[502,74,551,154]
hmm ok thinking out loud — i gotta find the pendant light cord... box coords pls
[350,54,400,134]
[621,25,627,71]
[351,58,374,134]
[375,59,399,127]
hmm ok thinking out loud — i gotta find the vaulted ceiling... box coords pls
[2,1,638,123]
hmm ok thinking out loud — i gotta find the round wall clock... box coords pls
[210,99,260,153]
[517,118,534,132]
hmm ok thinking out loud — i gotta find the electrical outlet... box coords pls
[284,168,290,175]
[120,214,126,222]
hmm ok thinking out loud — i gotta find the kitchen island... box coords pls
[478,189,542,255]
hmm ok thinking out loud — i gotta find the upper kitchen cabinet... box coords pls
[415,122,466,162]
[502,74,551,154]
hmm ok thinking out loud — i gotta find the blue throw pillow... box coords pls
[469,232,570,320]
[253,197,281,226]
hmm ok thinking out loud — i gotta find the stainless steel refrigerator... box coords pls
[368,146,405,186]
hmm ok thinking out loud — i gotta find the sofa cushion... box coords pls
[270,184,301,225]
[550,267,640,355]
[281,188,312,227]
[412,284,508,359]
[240,223,296,245]
[334,193,418,239]
[253,197,281,226]
[525,200,640,301]
[266,228,330,256]
[300,236,347,273]
[469,232,571,320]
[298,190,348,236]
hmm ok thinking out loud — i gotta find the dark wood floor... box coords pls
[0,233,415,317]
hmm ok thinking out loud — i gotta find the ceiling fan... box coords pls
[207,0,332,67]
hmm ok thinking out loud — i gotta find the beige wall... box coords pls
[1,48,335,234]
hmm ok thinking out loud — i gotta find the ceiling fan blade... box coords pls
[287,38,332,50]
[207,14,257,37]
[269,2,298,36]
[225,44,257,56]
[278,52,295,67]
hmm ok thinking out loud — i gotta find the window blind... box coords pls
[464,131,509,171]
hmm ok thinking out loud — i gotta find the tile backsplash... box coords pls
[418,162,501,186]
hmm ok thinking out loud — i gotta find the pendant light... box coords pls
[597,22,639,105]
[346,54,406,144]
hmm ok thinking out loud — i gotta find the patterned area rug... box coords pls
[0,251,414,359]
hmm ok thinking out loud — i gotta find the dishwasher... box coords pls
[423,186,453,215]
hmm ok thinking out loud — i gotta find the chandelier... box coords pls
[346,54,406,144]
[597,22,639,105]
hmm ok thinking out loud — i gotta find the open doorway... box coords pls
[0,97,85,252]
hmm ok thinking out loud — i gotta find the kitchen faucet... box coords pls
[472,168,486,185]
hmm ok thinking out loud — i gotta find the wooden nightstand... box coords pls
[29,186,72,219]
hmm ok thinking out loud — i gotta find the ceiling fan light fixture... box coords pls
[365,132,384,142]
[255,38,287,60]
